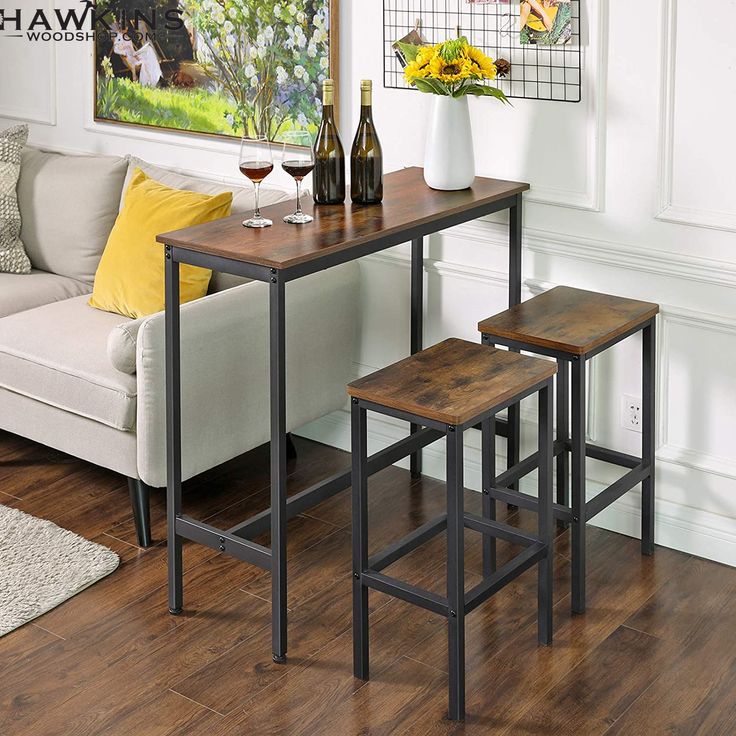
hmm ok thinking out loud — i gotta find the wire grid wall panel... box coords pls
[383,0,582,102]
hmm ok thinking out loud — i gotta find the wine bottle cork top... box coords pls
[361,80,372,91]
[323,79,334,89]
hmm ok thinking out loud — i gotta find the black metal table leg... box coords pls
[410,237,424,479]
[642,320,656,556]
[481,416,497,577]
[270,275,288,663]
[538,382,554,645]
[165,247,183,615]
[556,360,570,510]
[446,426,465,721]
[507,195,523,494]
[571,356,587,614]
[352,399,369,679]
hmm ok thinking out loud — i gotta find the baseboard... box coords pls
[296,408,736,569]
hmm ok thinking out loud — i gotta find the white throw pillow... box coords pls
[17,148,128,284]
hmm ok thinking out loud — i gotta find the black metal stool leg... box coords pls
[538,383,554,645]
[642,320,656,556]
[446,426,465,721]
[481,416,497,577]
[556,360,570,511]
[571,357,587,615]
[352,399,369,680]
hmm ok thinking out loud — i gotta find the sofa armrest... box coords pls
[134,261,359,488]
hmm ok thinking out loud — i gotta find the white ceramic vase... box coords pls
[423,95,475,191]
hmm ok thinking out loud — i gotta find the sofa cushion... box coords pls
[107,317,143,375]
[0,269,91,318]
[17,148,128,284]
[0,295,137,431]
[0,124,31,274]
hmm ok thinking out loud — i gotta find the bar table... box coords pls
[156,167,529,663]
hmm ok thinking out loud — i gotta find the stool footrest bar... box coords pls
[586,463,650,521]
[465,542,548,615]
[360,571,449,616]
[586,444,641,469]
[463,513,540,548]
[495,440,567,488]
[368,514,448,572]
[176,516,271,569]
[485,486,573,523]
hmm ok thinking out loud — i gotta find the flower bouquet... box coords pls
[398,37,509,190]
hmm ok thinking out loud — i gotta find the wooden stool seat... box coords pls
[347,338,557,426]
[477,286,659,356]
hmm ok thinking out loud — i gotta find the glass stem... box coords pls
[295,179,302,215]
[254,182,261,219]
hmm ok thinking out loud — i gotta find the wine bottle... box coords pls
[350,80,383,204]
[313,79,346,204]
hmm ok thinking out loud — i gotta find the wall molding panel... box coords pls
[524,0,608,212]
[656,0,736,232]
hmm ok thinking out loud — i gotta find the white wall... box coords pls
[2,1,735,565]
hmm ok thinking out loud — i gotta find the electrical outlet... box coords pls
[621,394,642,433]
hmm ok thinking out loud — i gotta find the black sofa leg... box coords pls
[286,432,298,460]
[127,478,153,548]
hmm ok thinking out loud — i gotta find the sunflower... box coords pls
[403,44,438,83]
[465,45,497,80]
[428,54,474,83]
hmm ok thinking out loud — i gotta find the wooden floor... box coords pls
[1,431,735,736]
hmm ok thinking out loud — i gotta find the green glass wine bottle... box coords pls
[313,79,346,204]
[350,80,383,204]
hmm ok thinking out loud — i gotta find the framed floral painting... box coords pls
[94,0,339,143]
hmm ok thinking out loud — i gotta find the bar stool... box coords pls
[478,286,659,614]
[347,338,556,721]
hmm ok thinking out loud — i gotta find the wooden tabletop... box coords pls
[347,338,556,426]
[156,167,528,270]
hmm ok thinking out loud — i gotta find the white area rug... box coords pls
[0,505,119,636]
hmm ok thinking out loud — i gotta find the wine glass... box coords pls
[239,135,274,228]
[281,130,315,225]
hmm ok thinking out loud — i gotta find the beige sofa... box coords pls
[0,148,359,545]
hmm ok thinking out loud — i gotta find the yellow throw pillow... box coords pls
[89,168,233,319]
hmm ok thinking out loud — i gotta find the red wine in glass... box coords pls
[239,135,273,228]
[239,161,275,183]
[281,160,315,180]
[281,131,315,224]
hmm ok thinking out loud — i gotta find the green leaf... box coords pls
[413,77,449,96]
[460,84,511,104]
[396,41,421,64]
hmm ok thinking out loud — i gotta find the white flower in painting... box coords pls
[307,42,317,58]
[228,7,237,19]
[244,63,257,79]
[319,56,329,70]
[251,76,258,88]
[264,25,275,43]
[214,9,225,24]
[257,33,265,46]
[296,10,306,23]
[249,46,258,59]
[274,5,282,19]
[313,28,328,44]
[224,20,234,34]
[276,66,288,84]
[288,4,297,15]
[297,112,308,128]
[293,64,306,80]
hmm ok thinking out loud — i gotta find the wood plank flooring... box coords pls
[1,429,734,735]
